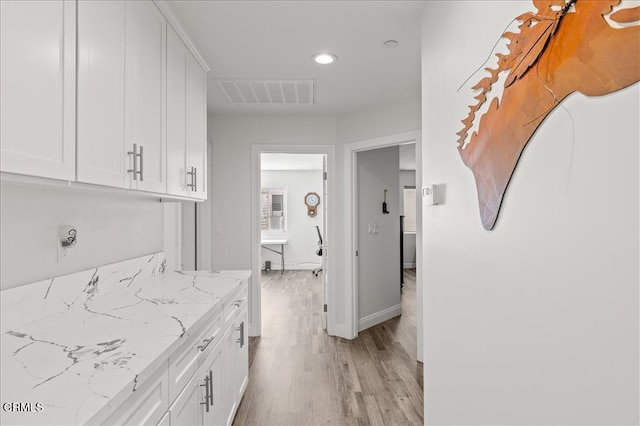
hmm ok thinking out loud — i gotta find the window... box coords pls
[403,187,416,232]
[261,188,287,232]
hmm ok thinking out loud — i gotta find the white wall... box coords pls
[421,2,639,424]
[357,146,401,330]
[261,169,324,270]
[1,183,164,290]
[209,113,340,333]
[208,98,422,338]
[337,97,421,143]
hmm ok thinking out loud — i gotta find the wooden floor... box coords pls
[233,269,423,426]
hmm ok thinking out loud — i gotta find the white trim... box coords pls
[358,304,402,332]
[251,144,336,338]
[343,131,422,347]
[153,1,211,72]
[403,263,417,269]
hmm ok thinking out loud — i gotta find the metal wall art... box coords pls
[457,0,639,230]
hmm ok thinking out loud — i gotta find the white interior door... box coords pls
[322,154,328,330]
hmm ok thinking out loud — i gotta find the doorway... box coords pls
[250,145,336,338]
[344,131,423,361]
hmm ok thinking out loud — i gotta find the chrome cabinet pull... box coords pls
[200,374,210,412]
[197,336,214,352]
[208,370,213,405]
[186,166,196,191]
[236,321,245,348]
[138,145,143,181]
[127,144,138,180]
[193,167,197,192]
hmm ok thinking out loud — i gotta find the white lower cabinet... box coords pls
[223,305,249,426]
[101,280,248,426]
[102,363,170,426]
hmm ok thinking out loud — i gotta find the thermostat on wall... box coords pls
[423,184,438,206]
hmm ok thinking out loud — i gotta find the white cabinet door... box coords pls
[0,0,76,180]
[223,306,249,426]
[166,25,188,197]
[169,374,204,426]
[77,0,128,187]
[200,343,224,426]
[126,0,166,193]
[166,25,207,200]
[186,54,207,200]
[235,308,249,405]
[223,325,238,426]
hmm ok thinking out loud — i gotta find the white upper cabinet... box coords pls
[78,0,166,193]
[186,53,208,200]
[126,0,167,193]
[76,0,127,187]
[166,24,207,199]
[3,0,206,200]
[166,25,188,197]
[0,0,76,181]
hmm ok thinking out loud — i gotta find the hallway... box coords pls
[233,270,423,425]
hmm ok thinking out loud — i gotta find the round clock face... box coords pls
[305,193,320,207]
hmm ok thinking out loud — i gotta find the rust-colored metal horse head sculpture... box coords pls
[458,0,639,230]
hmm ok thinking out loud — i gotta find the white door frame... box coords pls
[250,144,336,337]
[343,130,423,361]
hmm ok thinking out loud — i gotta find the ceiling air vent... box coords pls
[216,79,316,105]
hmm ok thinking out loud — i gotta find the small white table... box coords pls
[261,238,287,274]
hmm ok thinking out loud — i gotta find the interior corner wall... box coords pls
[421,2,639,425]
[400,170,417,268]
[0,183,164,290]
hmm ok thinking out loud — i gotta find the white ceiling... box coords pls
[166,1,427,115]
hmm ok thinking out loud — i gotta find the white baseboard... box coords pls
[332,323,356,340]
[358,304,402,332]
[403,262,416,269]
[263,264,321,271]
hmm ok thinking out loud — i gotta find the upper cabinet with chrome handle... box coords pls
[77,1,165,193]
[1,0,208,200]
[166,24,208,200]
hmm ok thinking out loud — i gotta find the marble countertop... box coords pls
[1,269,251,426]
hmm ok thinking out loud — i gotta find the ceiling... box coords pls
[166,1,427,115]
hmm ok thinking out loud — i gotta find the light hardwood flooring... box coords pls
[233,269,423,426]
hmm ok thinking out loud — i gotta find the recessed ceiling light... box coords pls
[383,40,399,48]
[312,53,337,65]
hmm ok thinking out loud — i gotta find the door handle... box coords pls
[187,166,196,191]
[197,336,214,352]
[208,370,213,405]
[236,321,245,348]
[200,374,210,412]
[138,145,143,181]
[127,144,138,180]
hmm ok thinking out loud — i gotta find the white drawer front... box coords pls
[102,365,169,426]
[223,285,247,326]
[168,311,222,403]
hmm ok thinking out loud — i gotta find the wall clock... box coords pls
[304,192,320,217]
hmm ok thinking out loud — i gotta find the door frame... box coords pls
[343,130,423,361]
[250,144,336,337]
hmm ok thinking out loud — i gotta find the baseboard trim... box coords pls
[358,304,402,332]
[403,263,416,269]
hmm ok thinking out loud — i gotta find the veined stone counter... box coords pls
[0,253,250,425]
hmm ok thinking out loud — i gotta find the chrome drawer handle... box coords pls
[197,336,214,352]
[200,374,210,412]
